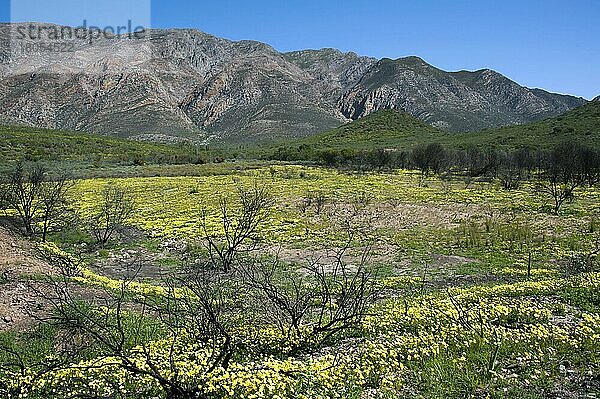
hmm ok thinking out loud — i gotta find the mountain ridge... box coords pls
[0,23,588,143]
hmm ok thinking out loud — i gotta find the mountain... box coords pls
[0,23,588,143]
[337,58,586,132]
[593,95,600,102]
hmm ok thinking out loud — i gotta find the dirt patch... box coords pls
[393,253,514,288]
[375,202,485,231]
[270,243,402,274]
[91,247,173,282]
[0,227,53,279]
[270,243,486,284]
[304,201,483,236]
[0,227,56,330]
[0,281,48,331]
[0,227,110,331]
[393,253,477,275]
[431,254,477,268]
[89,237,192,282]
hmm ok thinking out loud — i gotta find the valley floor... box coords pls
[1,164,599,398]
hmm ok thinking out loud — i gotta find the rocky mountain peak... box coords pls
[395,56,428,66]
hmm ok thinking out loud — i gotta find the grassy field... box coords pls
[1,163,599,398]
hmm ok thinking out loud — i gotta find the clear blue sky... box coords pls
[2,0,598,99]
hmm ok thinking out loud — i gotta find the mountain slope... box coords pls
[283,49,376,100]
[0,26,344,142]
[455,100,600,148]
[299,101,600,151]
[301,109,447,149]
[0,23,588,142]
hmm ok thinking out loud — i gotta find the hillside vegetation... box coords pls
[299,109,446,149]
[0,125,209,168]
[456,100,600,149]
[307,101,600,150]
[2,101,598,170]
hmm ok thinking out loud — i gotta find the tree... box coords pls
[6,163,45,237]
[90,184,135,247]
[497,150,523,190]
[39,173,72,241]
[3,162,71,240]
[241,238,378,355]
[455,147,502,187]
[410,143,446,182]
[579,146,600,187]
[513,148,535,177]
[536,142,587,214]
[23,255,237,399]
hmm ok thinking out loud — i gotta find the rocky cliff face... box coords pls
[0,24,588,142]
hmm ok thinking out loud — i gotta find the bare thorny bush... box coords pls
[240,230,379,355]
[297,189,328,215]
[0,253,243,399]
[0,183,381,399]
[89,184,136,248]
[201,183,274,272]
[198,183,380,354]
